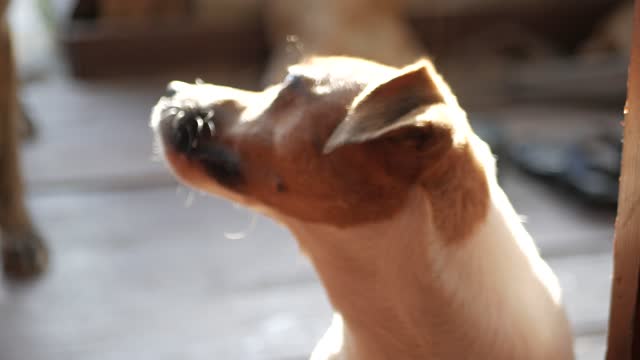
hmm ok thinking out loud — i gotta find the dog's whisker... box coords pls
[195,116,204,133]
[175,186,196,207]
[184,190,195,208]
[149,140,164,162]
[203,109,215,122]
[175,184,190,196]
[286,34,304,59]
[224,211,257,240]
[204,119,215,137]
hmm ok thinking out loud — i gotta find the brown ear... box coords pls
[323,61,445,154]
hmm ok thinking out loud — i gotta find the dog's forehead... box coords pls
[288,57,397,87]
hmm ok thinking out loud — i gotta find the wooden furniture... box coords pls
[606,1,640,359]
[60,0,617,78]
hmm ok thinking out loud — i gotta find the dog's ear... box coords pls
[323,60,447,154]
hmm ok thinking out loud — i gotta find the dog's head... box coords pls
[151,57,488,235]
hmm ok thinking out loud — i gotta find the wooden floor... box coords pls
[0,65,617,359]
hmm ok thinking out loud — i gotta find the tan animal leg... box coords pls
[0,7,47,278]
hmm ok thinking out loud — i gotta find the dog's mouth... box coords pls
[153,103,245,188]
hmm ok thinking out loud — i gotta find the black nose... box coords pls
[169,109,215,154]
[171,114,197,153]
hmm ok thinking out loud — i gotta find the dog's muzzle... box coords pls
[152,93,245,188]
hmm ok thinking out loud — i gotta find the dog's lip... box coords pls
[200,147,244,187]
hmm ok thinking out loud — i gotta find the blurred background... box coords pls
[0,0,631,359]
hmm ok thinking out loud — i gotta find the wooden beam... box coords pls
[606,1,640,359]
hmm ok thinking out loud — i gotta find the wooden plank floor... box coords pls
[0,70,615,359]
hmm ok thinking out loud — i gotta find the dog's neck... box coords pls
[282,182,568,360]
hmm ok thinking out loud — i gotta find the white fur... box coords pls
[275,138,574,359]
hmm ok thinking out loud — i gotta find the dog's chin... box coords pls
[163,145,253,204]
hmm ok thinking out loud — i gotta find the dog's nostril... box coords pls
[171,113,200,152]
[171,119,192,153]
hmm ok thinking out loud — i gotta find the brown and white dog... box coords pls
[151,56,574,359]
[0,0,47,278]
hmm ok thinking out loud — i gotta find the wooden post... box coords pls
[606,1,640,359]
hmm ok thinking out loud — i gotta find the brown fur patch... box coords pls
[421,141,490,243]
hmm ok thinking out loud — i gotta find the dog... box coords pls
[151,56,574,359]
[0,0,47,278]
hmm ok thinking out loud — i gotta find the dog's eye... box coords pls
[272,74,315,108]
[282,74,313,93]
